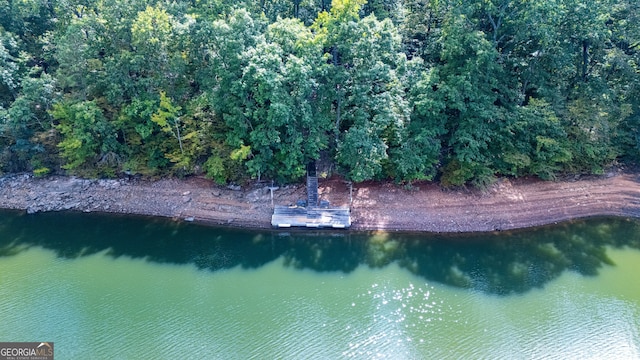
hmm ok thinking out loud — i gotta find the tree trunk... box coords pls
[174,119,184,155]
[332,47,342,140]
[293,0,300,18]
[582,39,589,82]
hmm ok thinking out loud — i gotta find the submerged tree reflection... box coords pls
[1,210,639,295]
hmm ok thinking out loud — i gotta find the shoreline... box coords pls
[1,172,640,232]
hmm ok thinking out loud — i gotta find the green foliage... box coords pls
[53,100,117,173]
[337,127,388,182]
[0,71,56,172]
[33,166,50,177]
[204,144,246,185]
[388,130,440,182]
[441,158,496,189]
[497,99,572,179]
[0,0,636,187]
[0,30,21,100]
[203,155,226,184]
[151,92,182,143]
[423,10,512,184]
[565,96,620,174]
[230,145,251,161]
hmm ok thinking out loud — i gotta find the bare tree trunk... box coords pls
[582,40,589,82]
[333,47,341,141]
[293,0,300,18]
[174,119,184,155]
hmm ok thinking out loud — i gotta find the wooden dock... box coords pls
[271,205,351,228]
[271,161,351,229]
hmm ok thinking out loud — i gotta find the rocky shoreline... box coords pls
[0,174,289,228]
[2,172,640,232]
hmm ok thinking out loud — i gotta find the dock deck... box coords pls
[271,205,351,228]
[271,161,350,229]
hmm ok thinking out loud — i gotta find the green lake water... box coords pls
[1,210,639,359]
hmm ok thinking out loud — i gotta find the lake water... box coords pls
[1,210,639,359]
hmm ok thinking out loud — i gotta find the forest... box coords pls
[0,0,639,187]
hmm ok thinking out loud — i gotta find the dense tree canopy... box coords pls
[0,0,638,186]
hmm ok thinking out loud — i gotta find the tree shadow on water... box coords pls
[1,209,639,296]
[0,210,287,271]
[398,217,640,295]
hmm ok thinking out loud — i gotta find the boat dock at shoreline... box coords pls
[271,205,351,228]
[271,162,351,229]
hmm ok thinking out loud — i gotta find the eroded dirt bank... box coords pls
[1,171,639,232]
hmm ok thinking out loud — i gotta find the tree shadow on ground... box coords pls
[1,209,639,296]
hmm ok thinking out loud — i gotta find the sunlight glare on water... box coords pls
[0,211,639,359]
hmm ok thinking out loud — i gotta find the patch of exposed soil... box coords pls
[1,170,639,232]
